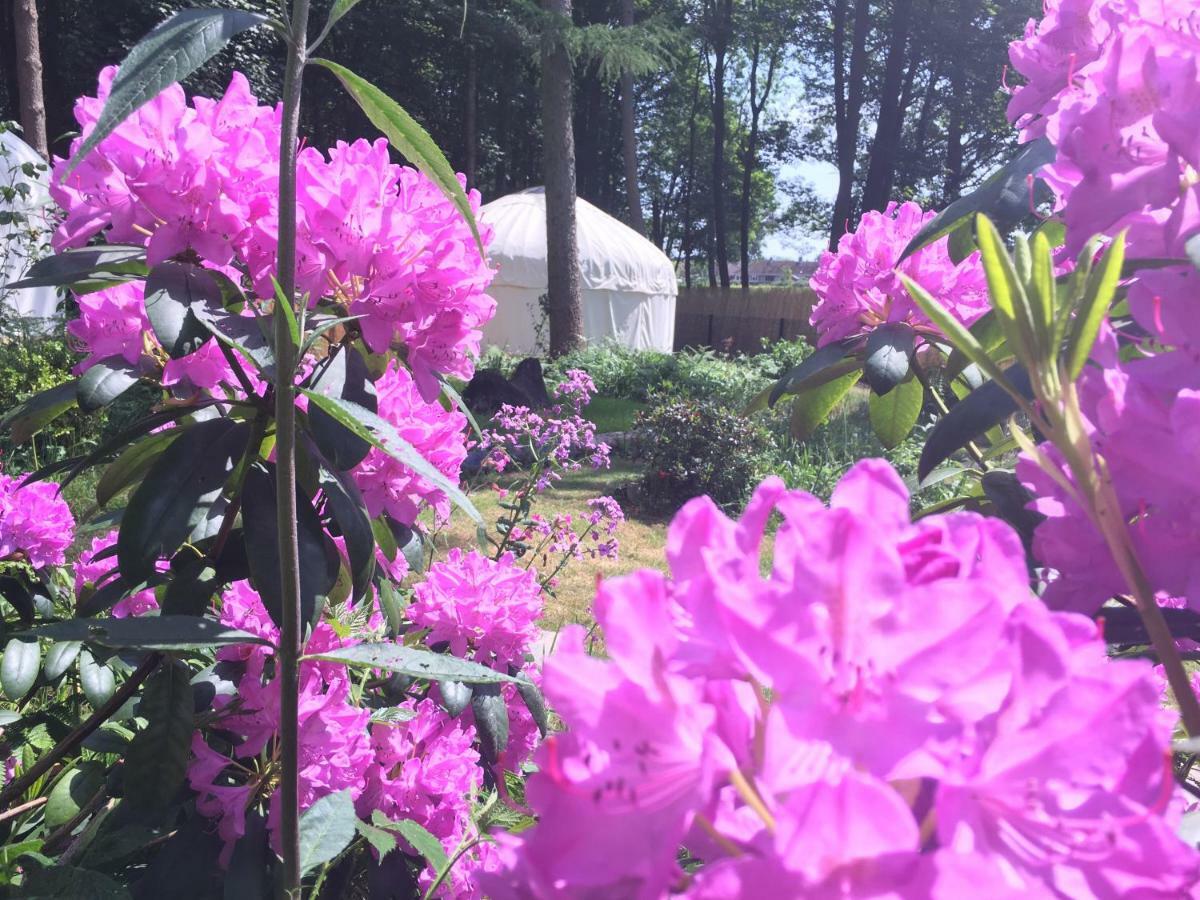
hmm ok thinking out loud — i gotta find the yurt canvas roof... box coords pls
[480,188,677,297]
[0,129,58,325]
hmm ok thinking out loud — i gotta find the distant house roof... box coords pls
[737,259,818,285]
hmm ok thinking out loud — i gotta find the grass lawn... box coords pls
[427,460,668,632]
[582,396,646,434]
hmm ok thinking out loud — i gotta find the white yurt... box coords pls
[0,128,58,327]
[480,188,677,353]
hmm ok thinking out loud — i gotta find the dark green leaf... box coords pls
[320,469,376,607]
[324,0,366,32]
[788,369,861,440]
[308,347,378,471]
[298,788,356,875]
[899,137,1056,260]
[144,261,220,358]
[192,307,275,376]
[124,660,193,815]
[946,311,1007,379]
[300,390,483,528]
[3,245,146,290]
[242,462,341,632]
[43,640,82,681]
[917,364,1033,481]
[14,864,131,899]
[438,680,472,716]
[82,723,134,754]
[1,639,40,701]
[118,417,249,583]
[0,381,78,444]
[21,616,271,651]
[947,219,976,264]
[863,323,915,395]
[517,679,549,737]
[1066,231,1125,379]
[79,648,116,708]
[376,581,405,638]
[96,428,185,507]
[868,376,923,449]
[980,470,1044,550]
[354,819,398,860]
[310,59,484,257]
[63,9,268,176]
[307,643,524,685]
[78,358,139,412]
[159,563,220,617]
[224,813,268,900]
[46,761,105,828]
[384,816,450,874]
[768,339,858,407]
[0,574,36,625]
[471,682,509,762]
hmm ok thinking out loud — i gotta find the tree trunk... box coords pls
[861,0,915,211]
[464,42,477,187]
[541,0,583,355]
[829,0,871,248]
[942,0,973,202]
[740,28,779,291]
[619,0,645,234]
[13,0,47,158]
[681,56,703,290]
[708,0,733,289]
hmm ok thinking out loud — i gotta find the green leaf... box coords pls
[192,307,275,376]
[438,680,472,716]
[82,723,134,755]
[43,641,82,681]
[1030,230,1057,338]
[788,369,861,441]
[77,358,139,412]
[15,865,132,899]
[0,381,78,444]
[319,469,376,607]
[21,616,271,651]
[516,678,549,737]
[899,137,1055,260]
[300,389,483,528]
[223,814,268,900]
[354,819,398,860]
[384,816,450,874]
[241,462,341,632]
[270,275,300,352]
[62,9,268,177]
[947,219,976,264]
[376,581,405,638]
[299,315,365,358]
[309,59,484,257]
[124,660,193,815]
[118,417,250,583]
[324,0,366,32]
[298,788,356,875]
[307,347,378,471]
[306,643,525,685]
[863,323,914,395]
[916,364,1033,481]
[868,376,924,450]
[768,339,858,407]
[144,261,220,358]
[0,574,36,625]
[96,428,186,507]
[46,761,106,828]
[1065,232,1126,379]
[1,639,40,701]
[976,215,1040,364]
[78,648,116,708]
[439,376,482,439]
[3,245,146,290]
[946,310,1007,379]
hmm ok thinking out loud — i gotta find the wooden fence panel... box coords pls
[674,287,816,353]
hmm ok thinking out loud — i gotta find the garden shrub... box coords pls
[636,397,774,513]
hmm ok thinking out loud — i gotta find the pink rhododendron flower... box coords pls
[74,531,159,618]
[351,360,468,525]
[485,462,1199,897]
[0,472,74,569]
[808,201,990,347]
[409,549,543,672]
[66,281,149,374]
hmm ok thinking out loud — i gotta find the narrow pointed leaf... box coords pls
[20,616,271,651]
[96,428,186,507]
[124,660,193,815]
[319,469,376,607]
[307,347,378,471]
[976,214,1039,362]
[310,59,484,257]
[63,9,268,176]
[306,643,523,684]
[472,683,510,761]
[3,244,146,289]
[1065,232,1126,379]
[0,381,78,444]
[768,339,857,407]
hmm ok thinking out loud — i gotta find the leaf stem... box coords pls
[275,0,312,894]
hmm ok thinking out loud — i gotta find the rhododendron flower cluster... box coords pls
[480,369,611,488]
[0,468,74,569]
[808,201,990,347]
[51,67,496,400]
[486,462,1198,897]
[74,531,159,618]
[1006,0,1200,258]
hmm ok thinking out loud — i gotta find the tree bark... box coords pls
[541,0,583,355]
[619,0,645,234]
[942,0,974,202]
[464,42,477,187]
[860,0,915,211]
[681,55,703,289]
[13,0,47,158]
[707,0,734,288]
[829,0,871,248]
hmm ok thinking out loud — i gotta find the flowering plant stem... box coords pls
[275,0,311,893]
